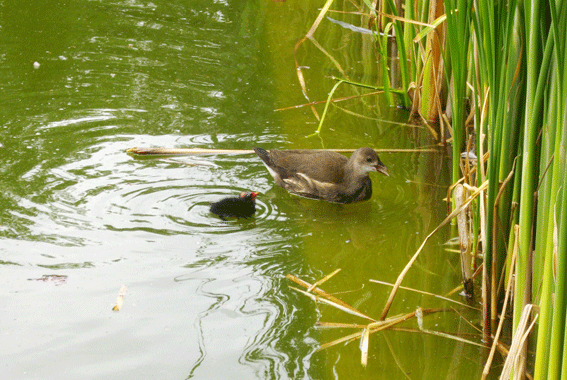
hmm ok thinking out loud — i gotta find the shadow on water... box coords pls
[0,0,493,379]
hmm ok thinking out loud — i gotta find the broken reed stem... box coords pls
[361,326,370,366]
[290,286,376,321]
[275,91,383,111]
[369,279,479,310]
[112,285,127,311]
[317,308,445,351]
[293,0,334,119]
[444,151,490,215]
[126,147,440,156]
[498,304,538,380]
[318,310,417,351]
[455,184,473,298]
[415,307,488,348]
[316,321,368,329]
[286,273,376,322]
[307,268,341,292]
[330,104,420,127]
[288,270,486,366]
[127,147,255,156]
[379,180,488,321]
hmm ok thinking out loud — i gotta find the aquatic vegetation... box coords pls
[293,0,567,378]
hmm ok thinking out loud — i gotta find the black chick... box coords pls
[210,192,258,220]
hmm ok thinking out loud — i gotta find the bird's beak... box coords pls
[376,164,389,176]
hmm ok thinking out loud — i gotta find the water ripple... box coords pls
[5,136,289,244]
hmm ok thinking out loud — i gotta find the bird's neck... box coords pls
[342,164,370,196]
[343,161,366,183]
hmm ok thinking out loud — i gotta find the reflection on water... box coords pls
[0,0,490,379]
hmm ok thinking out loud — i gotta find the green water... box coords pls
[0,1,493,379]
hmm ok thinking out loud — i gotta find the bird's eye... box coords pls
[366,157,373,162]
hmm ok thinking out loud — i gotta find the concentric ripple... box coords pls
[186,189,262,229]
[6,136,289,245]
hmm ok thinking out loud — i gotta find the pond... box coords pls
[0,1,494,379]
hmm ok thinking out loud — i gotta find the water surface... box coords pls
[0,1,491,379]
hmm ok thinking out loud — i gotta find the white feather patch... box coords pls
[260,161,281,182]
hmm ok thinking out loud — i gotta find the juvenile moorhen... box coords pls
[253,147,388,204]
[210,191,258,220]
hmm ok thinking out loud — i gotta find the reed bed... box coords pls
[292,0,567,377]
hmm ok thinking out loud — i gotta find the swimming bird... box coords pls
[210,192,258,220]
[253,147,388,204]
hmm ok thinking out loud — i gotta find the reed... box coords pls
[290,0,567,376]
[471,0,524,343]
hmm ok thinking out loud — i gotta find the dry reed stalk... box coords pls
[307,268,341,292]
[451,306,483,333]
[290,271,481,368]
[126,147,440,156]
[317,310,421,350]
[379,180,489,320]
[367,0,379,28]
[293,0,336,120]
[414,307,487,348]
[482,224,519,379]
[289,271,474,367]
[498,304,538,380]
[317,308,447,353]
[331,104,420,127]
[112,285,127,311]
[409,47,427,123]
[455,184,473,297]
[369,279,479,310]
[444,151,490,213]
[361,326,370,366]
[274,91,383,111]
[291,286,376,321]
[127,147,255,155]
[419,0,445,123]
[286,273,375,322]
[315,322,368,329]
[378,10,435,28]
[326,9,435,29]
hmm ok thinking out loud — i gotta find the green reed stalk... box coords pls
[471,0,528,343]
[383,0,411,108]
[301,0,567,375]
[514,0,544,335]
[470,0,494,287]
[331,76,406,94]
[471,0,497,336]
[403,0,417,87]
[538,1,567,377]
[549,117,567,380]
[532,37,558,300]
[444,0,470,186]
[532,34,560,380]
[494,2,523,332]
[308,79,345,137]
[377,22,395,105]
[361,0,394,105]
[560,115,567,380]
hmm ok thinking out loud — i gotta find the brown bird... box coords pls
[210,192,258,220]
[253,147,388,204]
